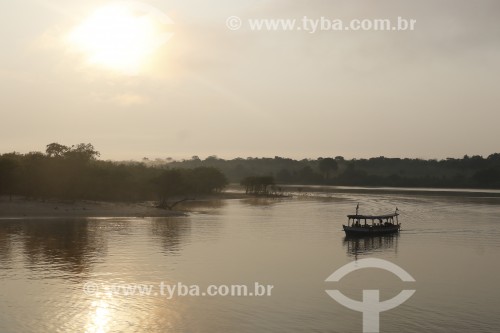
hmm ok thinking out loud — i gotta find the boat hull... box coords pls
[343,224,400,236]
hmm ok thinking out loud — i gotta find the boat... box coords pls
[343,204,400,236]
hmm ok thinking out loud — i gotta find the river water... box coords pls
[1,188,499,332]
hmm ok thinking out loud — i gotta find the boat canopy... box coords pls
[347,213,399,219]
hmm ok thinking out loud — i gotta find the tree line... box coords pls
[0,143,228,206]
[166,154,500,189]
[2,144,500,201]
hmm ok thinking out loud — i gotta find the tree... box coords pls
[66,143,100,161]
[240,176,275,195]
[298,166,319,184]
[190,167,228,194]
[276,168,292,183]
[319,158,338,180]
[46,143,69,157]
[154,169,190,209]
[473,168,500,187]
[46,142,100,161]
[0,156,19,200]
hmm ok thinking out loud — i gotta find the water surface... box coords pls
[1,188,499,332]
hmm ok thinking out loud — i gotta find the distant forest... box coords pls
[164,154,500,189]
[1,143,500,205]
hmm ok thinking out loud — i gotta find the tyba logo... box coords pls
[325,258,415,333]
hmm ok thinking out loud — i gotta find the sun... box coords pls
[67,2,173,74]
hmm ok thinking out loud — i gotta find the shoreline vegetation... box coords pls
[1,142,500,218]
[169,154,500,189]
[0,192,248,218]
[0,143,230,214]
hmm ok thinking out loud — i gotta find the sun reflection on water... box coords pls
[85,299,111,333]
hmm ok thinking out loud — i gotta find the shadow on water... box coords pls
[0,227,13,264]
[241,197,291,207]
[150,217,191,254]
[0,216,196,277]
[175,199,227,214]
[343,234,399,259]
[0,219,107,276]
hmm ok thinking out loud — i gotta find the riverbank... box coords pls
[0,196,185,218]
[0,192,251,218]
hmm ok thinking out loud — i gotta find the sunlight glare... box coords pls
[85,300,110,333]
[68,3,172,74]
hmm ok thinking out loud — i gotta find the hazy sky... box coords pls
[1,0,499,160]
